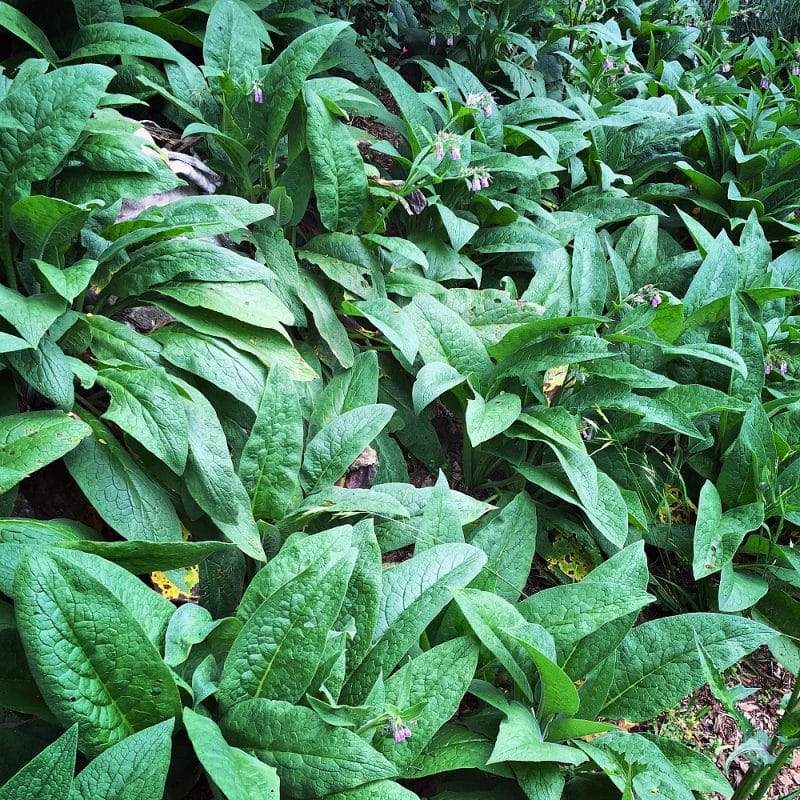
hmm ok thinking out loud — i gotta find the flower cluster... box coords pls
[464,91,495,118]
[433,133,463,161]
[765,354,789,376]
[252,82,264,104]
[462,167,492,192]
[387,716,415,743]
[627,285,662,308]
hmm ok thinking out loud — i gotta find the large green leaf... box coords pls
[300,404,394,493]
[602,613,775,721]
[218,544,356,707]
[0,65,114,202]
[0,724,76,800]
[375,637,479,772]
[184,708,279,800]
[222,699,396,799]
[342,543,486,703]
[14,553,181,755]
[63,412,182,543]
[305,89,368,232]
[0,2,58,62]
[0,285,66,347]
[69,720,174,800]
[0,411,90,494]
[203,0,263,85]
[97,366,189,475]
[239,363,303,521]
[260,21,349,156]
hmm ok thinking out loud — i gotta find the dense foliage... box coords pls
[1,0,800,798]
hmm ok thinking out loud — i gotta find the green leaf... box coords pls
[376,637,479,771]
[0,286,65,347]
[342,543,487,704]
[86,316,161,368]
[466,392,521,446]
[157,328,267,412]
[239,363,303,521]
[6,336,74,410]
[0,411,90,494]
[152,281,293,332]
[408,295,493,386]
[11,196,92,259]
[300,404,394,493]
[97,366,188,474]
[222,699,396,798]
[470,221,560,254]
[0,65,114,201]
[66,22,183,62]
[99,239,266,298]
[571,223,607,316]
[371,58,433,150]
[348,298,419,365]
[184,708,279,800]
[35,259,97,303]
[518,549,653,664]
[402,725,493,779]
[178,381,265,560]
[640,734,732,797]
[0,2,58,62]
[64,412,182,543]
[683,231,738,319]
[508,632,581,718]
[325,783,419,800]
[717,563,769,612]
[73,0,123,26]
[261,21,350,156]
[305,89,367,232]
[203,0,262,85]
[69,719,174,800]
[692,481,764,579]
[218,545,356,706]
[602,613,775,721]
[488,703,587,766]
[297,270,354,368]
[0,724,76,800]
[469,491,537,602]
[412,362,465,415]
[14,552,181,755]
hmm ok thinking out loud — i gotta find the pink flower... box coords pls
[434,141,444,161]
[622,64,630,75]
[793,66,800,76]
[780,360,789,375]
[449,144,461,161]
[765,363,772,375]
[401,46,408,55]
[252,83,263,104]
[388,718,414,743]
[480,175,490,189]
[483,103,493,117]
[721,63,732,75]
[471,176,482,192]
[651,294,662,308]
[603,56,614,71]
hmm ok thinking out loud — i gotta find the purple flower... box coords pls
[721,63,732,75]
[793,66,800,77]
[252,83,263,104]
[388,718,414,743]
[780,360,789,375]
[449,144,461,161]
[471,176,482,192]
[430,35,436,47]
[480,175,490,189]
[651,293,662,308]
[765,363,772,375]
[434,141,444,161]
[446,35,454,47]
[483,103,493,117]
[622,64,630,75]
[760,77,770,89]
[603,56,614,71]
[581,428,593,442]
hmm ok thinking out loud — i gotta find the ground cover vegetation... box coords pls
[1,0,800,797]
